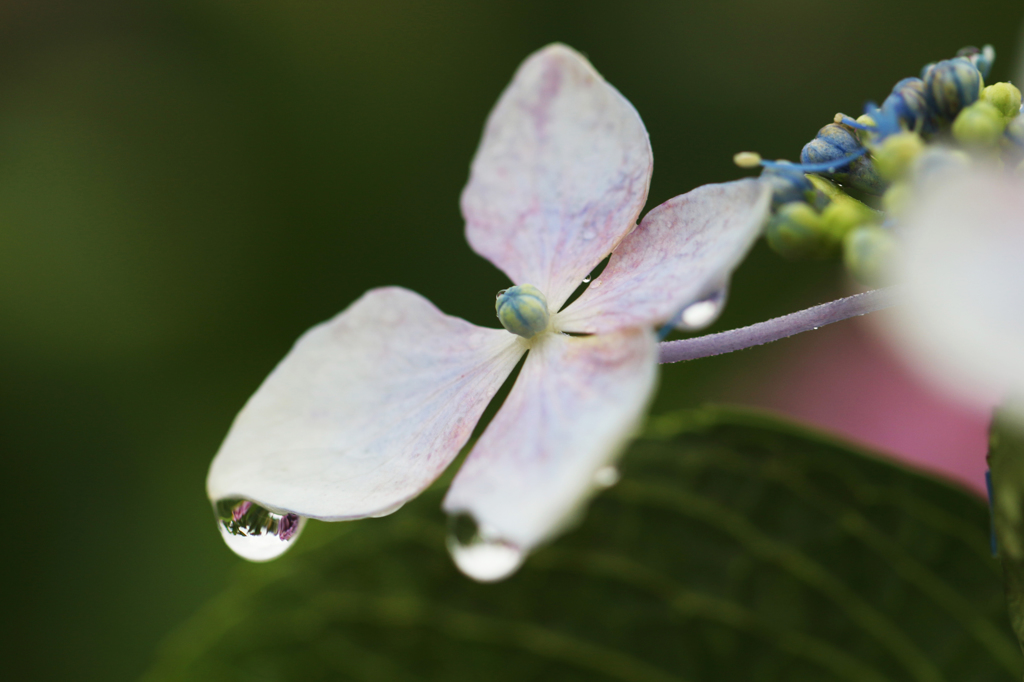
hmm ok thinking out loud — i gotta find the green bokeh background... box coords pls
[1,2,1021,679]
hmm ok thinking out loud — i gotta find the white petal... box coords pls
[888,167,1024,407]
[207,287,525,519]
[556,179,770,333]
[442,328,659,551]
[462,43,653,309]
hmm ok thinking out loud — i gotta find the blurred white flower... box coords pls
[885,165,1024,411]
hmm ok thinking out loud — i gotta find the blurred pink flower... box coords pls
[739,316,992,495]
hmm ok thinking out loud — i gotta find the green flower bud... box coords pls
[765,202,835,260]
[981,82,1022,120]
[952,100,1006,147]
[495,284,550,338]
[881,182,912,215]
[843,226,898,286]
[821,198,878,241]
[871,131,925,181]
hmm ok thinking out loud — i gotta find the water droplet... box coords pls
[447,513,524,582]
[812,326,819,330]
[582,276,592,283]
[369,501,404,518]
[593,465,621,488]
[581,229,597,241]
[214,498,306,562]
[677,288,729,331]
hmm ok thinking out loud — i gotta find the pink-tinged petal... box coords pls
[462,43,653,310]
[887,167,1024,408]
[443,328,659,553]
[556,179,771,334]
[206,287,525,520]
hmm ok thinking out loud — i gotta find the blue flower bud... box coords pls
[957,45,996,81]
[801,124,886,195]
[924,57,982,121]
[882,78,934,133]
[759,162,814,207]
[495,284,550,338]
[803,123,860,158]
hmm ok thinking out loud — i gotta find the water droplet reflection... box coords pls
[677,288,729,331]
[447,513,524,582]
[214,498,306,562]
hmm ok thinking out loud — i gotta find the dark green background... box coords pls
[0,2,1021,680]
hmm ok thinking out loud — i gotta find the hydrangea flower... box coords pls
[206,44,770,580]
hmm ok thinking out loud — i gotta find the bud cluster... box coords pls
[737,44,1023,286]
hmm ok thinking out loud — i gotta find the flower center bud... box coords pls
[495,284,550,339]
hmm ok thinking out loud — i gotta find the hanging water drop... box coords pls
[446,513,525,582]
[677,288,729,331]
[213,498,306,562]
[582,276,592,283]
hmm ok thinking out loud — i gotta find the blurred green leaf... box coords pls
[144,407,1017,681]
[988,405,1024,661]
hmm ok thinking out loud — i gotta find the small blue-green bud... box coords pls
[924,57,982,121]
[982,82,1022,121]
[882,78,934,132]
[803,123,861,159]
[765,202,835,260]
[952,100,1006,147]
[800,124,886,195]
[843,226,897,286]
[495,284,550,338]
[759,163,814,207]
[957,45,996,80]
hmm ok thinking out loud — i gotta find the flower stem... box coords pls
[658,286,902,364]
